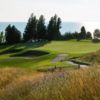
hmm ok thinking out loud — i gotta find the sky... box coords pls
[0,0,100,22]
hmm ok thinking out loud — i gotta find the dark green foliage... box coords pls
[5,25,21,44]
[62,32,79,40]
[47,14,62,40]
[94,29,100,38]
[62,32,73,40]
[37,15,47,40]
[0,31,4,43]
[73,32,79,40]
[86,32,92,39]
[47,17,54,40]
[23,13,37,42]
[78,26,87,41]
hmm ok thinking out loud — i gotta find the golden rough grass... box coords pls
[0,67,100,100]
[0,68,44,100]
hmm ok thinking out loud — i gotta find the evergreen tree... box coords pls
[86,32,92,39]
[47,17,54,40]
[47,14,61,40]
[53,15,62,40]
[23,13,37,42]
[37,15,46,40]
[63,32,73,40]
[73,32,79,40]
[5,25,21,44]
[79,26,87,40]
[0,31,4,43]
[94,29,100,39]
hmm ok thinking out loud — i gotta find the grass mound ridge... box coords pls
[11,50,49,58]
[80,50,100,64]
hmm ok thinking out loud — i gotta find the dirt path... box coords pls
[52,54,89,68]
[67,61,89,68]
[52,54,68,63]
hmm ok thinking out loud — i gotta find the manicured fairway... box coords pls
[0,40,100,69]
[36,40,100,54]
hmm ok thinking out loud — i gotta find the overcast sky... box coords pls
[0,0,100,22]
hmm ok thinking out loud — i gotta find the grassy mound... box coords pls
[0,40,100,68]
[0,67,100,100]
[11,50,49,58]
[0,49,23,55]
[80,50,100,64]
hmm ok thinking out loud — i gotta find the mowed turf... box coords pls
[37,40,100,54]
[0,40,100,69]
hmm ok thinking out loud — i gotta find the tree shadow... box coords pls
[10,50,49,58]
[0,45,23,55]
[20,40,51,49]
[0,40,50,55]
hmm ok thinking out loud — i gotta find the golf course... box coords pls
[0,40,100,69]
[0,12,100,100]
[0,40,100,100]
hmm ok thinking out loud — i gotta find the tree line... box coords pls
[62,27,92,41]
[1,13,99,44]
[3,14,62,44]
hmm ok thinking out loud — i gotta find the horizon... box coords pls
[0,22,100,38]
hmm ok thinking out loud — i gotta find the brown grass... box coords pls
[80,50,100,65]
[0,67,100,100]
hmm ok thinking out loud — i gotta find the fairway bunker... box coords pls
[0,49,23,55]
[11,50,49,58]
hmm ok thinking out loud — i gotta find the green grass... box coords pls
[0,40,100,69]
[36,40,100,54]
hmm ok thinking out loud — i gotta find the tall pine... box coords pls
[79,26,87,40]
[23,13,37,42]
[47,14,61,40]
[5,25,21,44]
[37,15,46,40]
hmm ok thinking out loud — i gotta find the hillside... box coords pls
[80,50,100,65]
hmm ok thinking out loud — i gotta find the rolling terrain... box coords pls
[0,40,100,100]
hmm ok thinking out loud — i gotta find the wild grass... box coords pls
[0,67,100,100]
[80,50,100,65]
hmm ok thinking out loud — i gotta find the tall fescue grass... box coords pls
[0,67,100,100]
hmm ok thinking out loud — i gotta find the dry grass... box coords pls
[0,68,44,100]
[80,50,100,65]
[0,67,100,100]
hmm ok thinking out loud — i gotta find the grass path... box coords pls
[52,54,67,63]
[51,53,90,68]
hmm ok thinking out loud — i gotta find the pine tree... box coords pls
[47,17,54,40]
[23,13,37,42]
[47,14,61,40]
[5,25,21,44]
[0,31,4,43]
[37,15,46,40]
[79,26,87,40]
[54,16,62,40]
[86,32,92,39]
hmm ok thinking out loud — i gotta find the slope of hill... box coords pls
[80,50,100,65]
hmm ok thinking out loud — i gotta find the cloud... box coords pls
[0,0,100,21]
